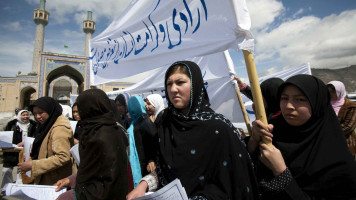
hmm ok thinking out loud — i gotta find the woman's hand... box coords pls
[259,143,287,176]
[126,181,148,200]
[233,76,246,90]
[147,162,156,173]
[74,138,79,145]
[247,120,273,153]
[17,142,24,147]
[54,177,70,192]
[17,158,32,173]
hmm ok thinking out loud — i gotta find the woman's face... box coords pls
[280,85,312,126]
[166,71,191,114]
[72,105,81,121]
[20,111,30,123]
[145,99,155,116]
[115,101,127,116]
[32,106,49,125]
[327,85,338,101]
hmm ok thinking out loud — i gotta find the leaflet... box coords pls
[133,179,188,200]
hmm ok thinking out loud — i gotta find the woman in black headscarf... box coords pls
[71,102,82,145]
[74,89,128,199]
[115,93,132,129]
[127,61,258,200]
[252,74,356,199]
[235,76,284,120]
[17,97,75,185]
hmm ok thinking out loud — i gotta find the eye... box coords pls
[297,98,308,102]
[280,96,288,101]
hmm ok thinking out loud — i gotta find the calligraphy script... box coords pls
[90,0,208,75]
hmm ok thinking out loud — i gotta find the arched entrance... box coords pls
[45,65,85,98]
[52,78,72,105]
[20,86,36,109]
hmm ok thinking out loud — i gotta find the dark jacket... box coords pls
[133,113,157,176]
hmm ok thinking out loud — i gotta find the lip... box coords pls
[285,114,296,119]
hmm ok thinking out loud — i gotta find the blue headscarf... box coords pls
[127,96,146,187]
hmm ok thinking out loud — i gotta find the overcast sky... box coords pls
[0,0,355,79]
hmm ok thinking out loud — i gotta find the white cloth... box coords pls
[89,0,254,85]
[16,110,30,140]
[1,167,13,192]
[147,94,165,119]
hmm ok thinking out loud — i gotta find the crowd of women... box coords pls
[1,60,356,200]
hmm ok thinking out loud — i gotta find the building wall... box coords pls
[0,80,19,112]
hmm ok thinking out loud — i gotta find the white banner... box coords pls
[89,0,253,85]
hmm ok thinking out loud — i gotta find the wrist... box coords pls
[273,165,287,176]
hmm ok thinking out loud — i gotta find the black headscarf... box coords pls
[75,89,128,200]
[272,74,356,198]
[115,93,132,129]
[29,97,62,160]
[260,77,284,118]
[71,102,82,140]
[110,99,124,126]
[156,61,258,199]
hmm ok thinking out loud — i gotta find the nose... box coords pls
[170,83,178,92]
[285,100,295,110]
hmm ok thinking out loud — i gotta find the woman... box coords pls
[234,76,284,120]
[145,94,165,122]
[252,74,356,199]
[127,96,157,188]
[115,93,132,129]
[1,110,36,191]
[71,102,82,145]
[127,61,258,200]
[17,97,76,185]
[327,81,356,154]
[60,89,128,199]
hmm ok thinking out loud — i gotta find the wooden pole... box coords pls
[242,50,272,146]
[234,84,252,136]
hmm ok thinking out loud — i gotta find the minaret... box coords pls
[83,10,95,57]
[32,0,49,74]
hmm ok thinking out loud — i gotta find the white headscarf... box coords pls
[328,81,346,115]
[16,110,30,138]
[147,94,165,118]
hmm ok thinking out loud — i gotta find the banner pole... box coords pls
[234,84,252,136]
[242,50,272,146]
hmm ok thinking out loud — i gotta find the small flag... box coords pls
[64,45,68,48]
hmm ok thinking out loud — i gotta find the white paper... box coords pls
[133,179,188,200]
[0,131,15,147]
[69,121,78,134]
[5,183,66,200]
[23,136,35,177]
[70,143,80,166]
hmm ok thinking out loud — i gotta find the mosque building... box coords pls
[0,0,133,112]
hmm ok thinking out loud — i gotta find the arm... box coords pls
[54,173,77,191]
[259,144,323,200]
[234,76,253,100]
[340,107,356,136]
[126,171,158,200]
[31,125,72,177]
